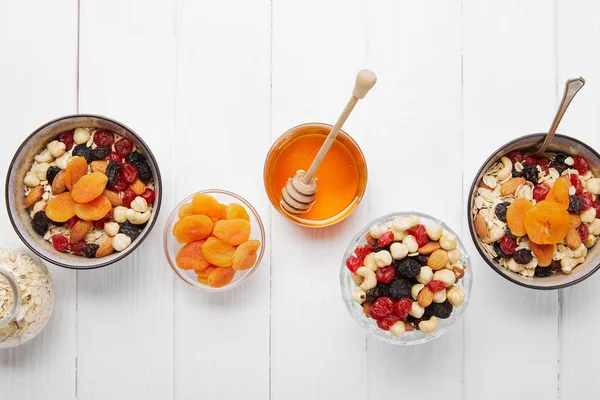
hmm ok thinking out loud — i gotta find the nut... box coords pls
[369,224,387,239]
[450,263,466,280]
[496,156,513,181]
[130,196,148,213]
[47,140,66,158]
[417,286,433,308]
[34,149,53,163]
[474,213,488,241]
[404,322,415,332]
[102,190,123,207]
[432,288,447,303]
[104,222,120,237]
[74,127,90,144]
[32,201,46,214]
[113,206,128,223]
[427,249,448,270]
[55,152,71,169]
[357,267,377,291]
[130,179,146,195]
[447,248,462,264]
[566,226,582,250]
[24,171,40,188]
[447,286,465,307]
[426,223,443,241]
[561,256,585,275]
[433,268,456,287]
[416,266,433,284]
[390,226,407,241]
[440,232,457,250]
[90,160,108,174]
[351,272,364,285]
[581,207,596,224]
[351,289,366,304]
[584,234,597,248]
[418,241,441,255]
[418,316,438,334]
[411,283,424,300]
[569,214,582,228]
[70,220,92,243]
[589,219,600,236]
[112,233,132,252]
[393,216,420,231]
[363,253,377,271]
[402,235,418,253]
[489,225,505,242]
[126,209,151,225]
[587,178,600,194]
[409,301,425,318]
[24,186,44,208]
[390,242,408,260]
[96,238,115,257]
[374,250,393,268]
[500,177,526,196]
[52,170,67,194]
[390,321,406,338]
[35,163,50,181]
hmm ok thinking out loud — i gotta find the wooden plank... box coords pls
[0,1,78,399]
[171,1,271,399]
[556,1,600,398]
[462,1,559,399]
[76,1,175,398]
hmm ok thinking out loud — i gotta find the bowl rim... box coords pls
[163,189,266,291]
[4,113,163,270]
[467,132,600,290]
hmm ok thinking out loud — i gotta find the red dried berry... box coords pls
[507,151,524,164]
[376,266,396,283]
[533,183,550,202]
[114,137,133,157]
[592,201,600,219]
[52,234,69,252]
[393,298,412,319]
[370,297,394,320]
[427,280,446,292]
[93,130,115,147]
[58,131,74,151]
[573,155,589,175]
[346,255,361,272]
[109,179,128,192]
[522,156,539,167]
[578,224,589,242]
[70,240,86,254]
[141,188,156,204]
[377,231,394,247]
[377,314,399,331]
[570,174,584,195]
[120,162,139,185]
[500,236,517,256]
[408,224,429,247]
[122,188,137,208]
[108,151,123,163]
[92,209,112,229]
[65,216,79,229]
[582,192,593,210]
[538,158,550,174]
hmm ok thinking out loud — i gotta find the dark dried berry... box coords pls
[119,221,145,240]
[568,195,584,213]
[73,144,93,163]
[365,288,379,304]
[511,168,523,178]
[376,283,391,298]
[554,153,570,164]
[550,153,569,175]
[90,146,111,161]
[82,243,99,258]
[429,301,453,319]
[32,211,51,235]
[494,241,510,259]
[105,161,122,188]
[505,228,517,239]
[513,249,533,265]
[388,279,412,299]
[46,166,61,185]
[395,258,421,278]
[410,254,428,266]
[522,164,538,184]
[135,161,152,181]
[534,267,553,277]
[495,202,509,222]
[408,316,422,330]
[125,151,146,164]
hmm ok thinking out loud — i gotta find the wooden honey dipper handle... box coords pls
[302,70,377,183]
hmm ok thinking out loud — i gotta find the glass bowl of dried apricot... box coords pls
[164,190,265,291]
[469,133,600,289]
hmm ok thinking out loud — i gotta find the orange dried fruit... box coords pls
[178,203,193,219]
[172,215,213,243]
[232,240,261,270]
[191,193,221,222]
[212,219,251,246]
[197,277,210,285]
[530,242,556,267]
[45,192,77,222]
[208,267,235,288]
[226,203,250,221]
[176,240,211,272]
[524,200,570,244]
[201,237,236,267]
[219,203,228,220]
[546,177,571,209]
[64,156,88,191]
[506,198,533,237]
[74,195,112,221]
[71,172,108,203]
[196,265,217,279]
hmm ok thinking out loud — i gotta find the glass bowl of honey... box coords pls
[264,123,368,227]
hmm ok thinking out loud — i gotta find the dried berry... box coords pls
[82,243,99,258]
[73,144,93,163]
[119,221,145,240]
[522,164,539,184]
[52,234,69,252]
[410,254,428,266]
[346,255,361,272]
[408,224,429,247]
[141,188,155,204]
[494,241,510,259]
[593,201,600,218]
[550,153,569,174]
[570,174,584,195]
[582,192,593,210]
[538,158,550,174]
[427,280,446,292]
[366,284,391,303]
[93,130,115,147]
[522,156,538,167]
[495,202,509,222]
[534,267,552,277]
[134,161,152,181]
[511,168,523,178]
[499,236,517,256]
[377,314,399,331]
[90,146,111,161]
[65,216,79,229]
[573,155,589,175]
[125,151,145,164]
[429,301,453,319]
[365,288,378,304]
[105,161,122,188]
[109,179,128,192]
[568,195,584,213]
[388,279,412,299]
[393,298,412,319]
[533,183,551,202]
[369,297,394,320]
[377,231,394,248]
[513,249,533,265]
[122,189,137,208]
[32,211,51,235]
[376,265,396,283]
[507,151,524,164]
[115,138,133,157]
[46,166,61,185]
[395,258,421,278]
[120,162,139,185]
[578,224,589,243]
[70,240,86,254]
[58,130,74,151]
[505,228,517,239]
[355,244,375,262]
[108,152,123,163]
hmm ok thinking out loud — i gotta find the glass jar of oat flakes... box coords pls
[0,244,54,348]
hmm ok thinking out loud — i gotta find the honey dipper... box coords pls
[281,69,377,215]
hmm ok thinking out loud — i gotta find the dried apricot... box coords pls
[191,193,220,222]
[546,177,571,209]
[176,240,211,272]
[226,203,250,221]
[530,242,556,267]
[232,240,261,270]
[524,200,570,244]
[195,266,217,279]
[178,203,193,219]
[212,219,251,246]
[201,237,236,267]
[71,172,108,203]
[64,156,88,191]
[208,267,235,288]
[45,192,77,222]
[219,203,228,220]
[172,215,213,243]
[197,277,210,285]
[506,198,533,237]
[74,195,112,221]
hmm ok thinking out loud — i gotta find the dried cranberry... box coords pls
[538,158,550,174]
[578,224,589,242]
[393,298,412,319]
[70,240,86,254]
[408,224,429,247]
[355,244,374,262]
[427,280,446,292]
[52,234,69,252]
[522,156,539,166]
[346,255,361,272]
[93,129,115,147]
[377,315,399,331]
[573,155,589,175]
[109,179,128,192]
[500,236,517,256]
[92,209,112,229]
[141,188,156,204]
[570,174,584,195]
[65,216,79,229]
[593,201,600,218]
[377,231,394,248]
[533,183,550,202]
[582,192,593,210]
[370,297,394,320]
[108,151,123,163]
[58,130,74,151]
[122,188,137,208]
[376,266,396,283]
[507,151,524,164]
[114,137,133,157]
[120,162,139,185]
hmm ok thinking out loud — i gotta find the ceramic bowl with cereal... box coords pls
[340,212,472,345]
[468,134,600,289]
[5,115,162,269]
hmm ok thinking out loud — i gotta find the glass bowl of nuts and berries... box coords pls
[468,134,600,289]
[340,212,472,345]
[5,114,162,269]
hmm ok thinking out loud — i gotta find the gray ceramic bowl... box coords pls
[468,133,600,289]
[5,114,162,269]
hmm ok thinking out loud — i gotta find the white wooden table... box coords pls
[1,1,599,399]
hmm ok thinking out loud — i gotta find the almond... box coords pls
[362,302,371,318]
[404,321,415,332]
[417,286,433,308]
[95,237,114,258]
[500,177,526,196]
[479,182,493,191]
[24,186,44,208]
[51,170,67,194]
[70,220,92,243]
[418,241,441,255]
[428,249,449,271]
[566,226,582,250]
[102,190,123,207]
[90,160,108,174]
[475,213,489,240]
[569,214,582,228]
[130,179,146,195]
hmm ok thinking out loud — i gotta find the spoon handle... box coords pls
[536,77,586,155]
